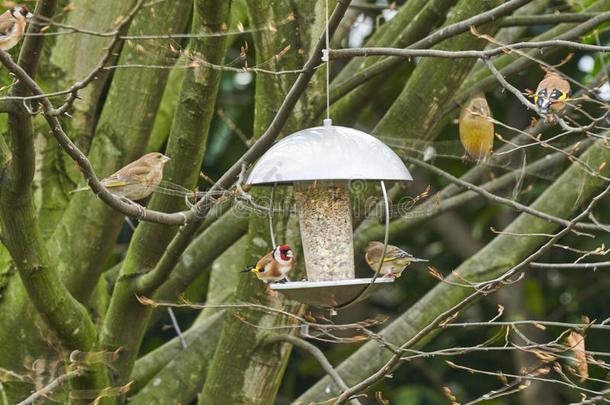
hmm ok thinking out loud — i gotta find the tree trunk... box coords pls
[100,0,233,386]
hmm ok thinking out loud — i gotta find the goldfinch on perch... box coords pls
[242,245,295,283]
[534,71,570,114]
[459,92,494,162]
[365,241,427,279]
[0,5,33,51]
[72,152,170,201]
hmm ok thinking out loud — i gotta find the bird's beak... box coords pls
[241,266,257,273]
[26,12,33,19]
[162,156,171,163]
[411,257,429,263]
[537,98,551,113]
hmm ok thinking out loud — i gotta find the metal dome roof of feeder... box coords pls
[247,125,412,185]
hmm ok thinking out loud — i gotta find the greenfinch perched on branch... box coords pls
[364,241,427,279]
[72,152,170,201]
[459,93,494,162]
[534,71,570,114]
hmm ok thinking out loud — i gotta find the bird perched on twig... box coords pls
[0,5,33,51]
[242,245,295,283]
[72,152,171,201]
[459,92,494,162]
[534,71,570,116]
[365,241,427,279]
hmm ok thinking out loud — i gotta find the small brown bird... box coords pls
[365,241,427,279]
[0,6,33,51]
[242,245,295,283]
[534,71,570,114]
[459,93,494,162]
[72,152,170,201]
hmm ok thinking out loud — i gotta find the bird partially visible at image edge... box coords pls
[0,5,33,51]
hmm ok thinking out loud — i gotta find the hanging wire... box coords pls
[167,307,187,349]
[374,181,391,283]
[268,183,277,248]
[325,0,330,121]
[337,181,391,310]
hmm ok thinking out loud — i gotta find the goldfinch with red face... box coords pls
[0,5,33,51]
[365,241,427,279]
[242,245,295,283]
[459,92,494,162]
[72,152,171,201]
[534,72,570,114]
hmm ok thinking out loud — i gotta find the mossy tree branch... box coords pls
[131,236,246,399]
[197,2,336,403]
[330,0,456,124]
[37,0,145,239]
[0,1,109,401]
[49,0,193,303]
[100,0,233,385]
[128,311,225,403]
[151,207,248,299]
[373,0,503,141]
[450,0,610,113]
[328,0,528,111]
[48,0,138,151]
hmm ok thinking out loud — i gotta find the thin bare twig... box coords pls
[482,58,538,112]
[17,370,82,405]
[0,48,192,225]
[334,183,610,404]
[500,12,600,26]
[330,0,536,103]
[47,0,147,116]
[330,39,610,60]
[402,156,605,232]
[266,334,363,405]
[25,13,295,40]
[530,261,610,269]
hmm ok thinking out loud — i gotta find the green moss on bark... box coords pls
[100,0,233,385]
[48,0,192,302]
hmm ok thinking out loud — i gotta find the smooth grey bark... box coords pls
[129,311,225,403]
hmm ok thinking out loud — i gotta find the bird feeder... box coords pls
[246,120,412,309]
